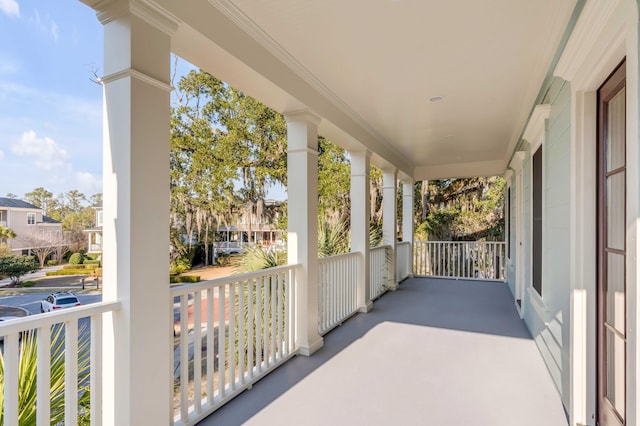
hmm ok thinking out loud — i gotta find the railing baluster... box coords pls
[65,320,79,426]
[91,314,103,426]
[194,290,202,413]
[180,295,189,419]
[217,286,226,398]
[206,288,214,404]
[37,324,52,424]
[238,283,245,385]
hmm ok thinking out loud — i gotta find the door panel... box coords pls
[597,59,626,426]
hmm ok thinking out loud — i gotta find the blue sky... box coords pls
[0,0,285,202]
[0,0,103,199]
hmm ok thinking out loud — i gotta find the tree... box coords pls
[24,187,54,215]
[0,225,16,242]
[21,231,68,268]
[5,193,17,199]
[0,256,38,285]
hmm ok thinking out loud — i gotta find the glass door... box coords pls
[597,59,626,426]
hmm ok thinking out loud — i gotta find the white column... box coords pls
[382,167,398,289]
[97,2,176,424]
[402,179,414,277]
[285,110,323,356]
[350,150,372,313]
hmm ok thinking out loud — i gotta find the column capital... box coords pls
[94,0,180,35]
[283,109,322,125]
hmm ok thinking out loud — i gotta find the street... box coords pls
[0,292,102,315]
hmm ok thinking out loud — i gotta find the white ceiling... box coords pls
[157,0,577,179]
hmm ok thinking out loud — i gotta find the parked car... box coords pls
[41,292,81,312]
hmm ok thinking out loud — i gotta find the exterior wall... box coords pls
[2,207,61,252]
[506,174,516,296]
[508,78,572,410]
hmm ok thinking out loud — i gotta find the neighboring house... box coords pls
[0,197,63,254]
[83,202,103,254]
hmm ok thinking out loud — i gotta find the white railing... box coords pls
[395,241,412,282]
[170,264,300,426]
[370,245,391,300]
[414,241,506,280]
[318,252,359,336]
[0,301,120,425]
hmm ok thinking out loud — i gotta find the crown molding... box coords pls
[95,0,180,35]
[523,104,551,146]
[554,0,620,81]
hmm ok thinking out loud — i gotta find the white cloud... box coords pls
[75,171,102,194]
[0,0,19,17]
[29,10,59,41]
[0,149,4,160]
[12,130,69,171]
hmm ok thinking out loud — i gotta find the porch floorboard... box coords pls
[199,277,567,426]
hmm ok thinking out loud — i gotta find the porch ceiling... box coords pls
[139,0,576,179]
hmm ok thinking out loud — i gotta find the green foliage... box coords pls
[0,325,91,425]
[415,177,505,241]
[318,217,349,258]
[0,225,16,240]
[83,259,100,265]
[170,257,191,275]
[169,275,201,284]
[0,243,11,259]
[0,256,38,284]
[69,252,84,265]
[20,281,35,287]
[45,269,92,276]
[232,246,286,273]
[64,264,86,270]
[47,259,59,266]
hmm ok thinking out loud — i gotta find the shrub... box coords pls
[0,256,38,285]
[169,275,200,284]
[20,281,35,287]
[170,258,190,275]
[83,264,99,270]
[63,264,86,270]
[83,259,100,265]
[45,270,92,276]
[69,253,84,265]
[46,259,59,266]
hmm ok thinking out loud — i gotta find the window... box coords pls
[532,146,543,295]
[27,212,36,225]
[96,210,103,227]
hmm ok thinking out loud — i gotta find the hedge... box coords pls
[63,264,86,270]
[46,269,92,276]
[83,259,101,265]
[170,275,201,284]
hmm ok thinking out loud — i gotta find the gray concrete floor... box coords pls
[199,277,568,426]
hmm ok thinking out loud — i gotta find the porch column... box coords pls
[97,2,176,424]
[285,110,323,356]
[382,167,398,289]
[350,150,372,313]
[402,178,414,277]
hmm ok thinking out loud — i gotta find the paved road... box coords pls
[0,292,102,315]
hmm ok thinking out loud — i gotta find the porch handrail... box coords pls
[370,245,392,300]
[318,252,359,336]
[0,301,121,426]
[395,241,412,282]
[414,241,506,280]
[170,264,300,426]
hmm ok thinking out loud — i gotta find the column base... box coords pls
[358,301,374,313]
[298,336,324,356]
[386,282,399,291]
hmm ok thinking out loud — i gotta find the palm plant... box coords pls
[0,324,91,424]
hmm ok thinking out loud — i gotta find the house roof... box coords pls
[42,216,61,224]
[0,197,40,209]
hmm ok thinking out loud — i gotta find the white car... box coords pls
[41,292,81,312]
